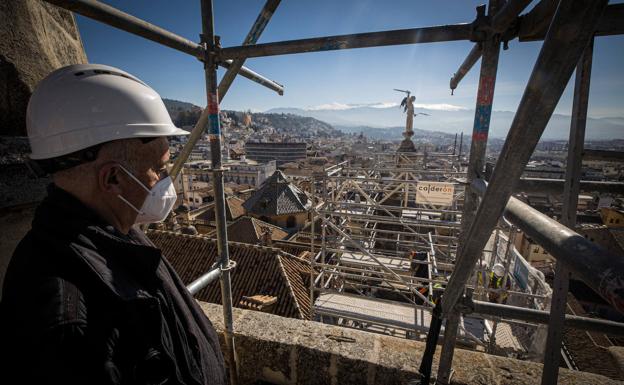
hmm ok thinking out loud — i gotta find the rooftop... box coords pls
[243,170,311,216]
[208,216,289,245]
[147,230,312,320]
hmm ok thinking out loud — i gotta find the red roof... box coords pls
[147,230,312,319]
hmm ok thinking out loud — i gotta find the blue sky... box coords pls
[76,1,623,118]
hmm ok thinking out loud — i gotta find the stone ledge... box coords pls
[198,301,623,385]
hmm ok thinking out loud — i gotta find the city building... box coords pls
[245,141,307,166]
[601,207,624,228]
[243,170,311,229]
[182,158,277,189]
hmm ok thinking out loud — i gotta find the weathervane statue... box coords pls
[395,89,422,152]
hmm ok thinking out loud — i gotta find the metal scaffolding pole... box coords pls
[515,177,624,195]
[542,38,593,385]
[452,2,624,90]
[444,0,607,318]
[217,0,282,99]
[45,0,202,56]
[218,23,476,60]
[469,300,624,337]
[452,2,624,91]
[42,0,283,94]
[458,132,463,159]
[471,178,624,315]
[439,1,502,381]
[418,1,608,383]
[490,0,533,33]
[449,0,532,92]
[200,1,238,384]
[449,44,482,93]
[171,0,282,180]
[519,2,624,41]
[220,59,284,95]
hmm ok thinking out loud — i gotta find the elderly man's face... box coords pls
[115,137,171,225]
[136,137,171,189]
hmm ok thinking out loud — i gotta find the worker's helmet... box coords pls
[27,64,188,161]
[492,263,505,278]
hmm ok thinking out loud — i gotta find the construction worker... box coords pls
[0,65,226,384]
[431,279,445,304]
[475,260,489,289]
[488,263,509,303]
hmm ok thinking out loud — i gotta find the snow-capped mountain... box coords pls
[266,103,624,140]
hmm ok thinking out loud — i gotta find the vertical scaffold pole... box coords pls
[200,1,238,384]
[461,1,502,239]
[458,132,464,161]
[437,2,502,383]
[419,1,607,384]
[541,37,594,385]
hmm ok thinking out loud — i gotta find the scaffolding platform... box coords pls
[339,252,412,272]
[314,292,484,341]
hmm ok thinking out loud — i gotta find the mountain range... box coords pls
[162,98,623,141]
[266,104,624,141]
[162,98,343,138]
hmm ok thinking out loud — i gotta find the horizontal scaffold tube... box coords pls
[186,267,221,295]
[472,178,624,314]
[43,0,284,95]
[219,23,475,60]
[470,299,624,336]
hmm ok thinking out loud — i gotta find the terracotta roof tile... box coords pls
[195,196,246,222]
[206,216,288,245]
[147,230,312,320]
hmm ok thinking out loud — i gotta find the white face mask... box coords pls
[116,164,177,224]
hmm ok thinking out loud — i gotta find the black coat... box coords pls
[0,184,226,385]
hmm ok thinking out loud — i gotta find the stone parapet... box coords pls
[199,301,623,385]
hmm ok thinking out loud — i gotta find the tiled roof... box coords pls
[226,196,246,220]
[195,196,246,222]
[562,292,622,380]
[208,216,288,245]
[147,230,312,319]
[272,240,315,258]
[243,170,311,216]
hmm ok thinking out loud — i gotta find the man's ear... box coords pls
[98,163,123,195]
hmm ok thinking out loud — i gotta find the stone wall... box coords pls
[199,301,624,385]
[0,0,87,136]
[0,0,87,297]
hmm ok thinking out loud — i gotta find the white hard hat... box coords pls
[27,64,188,160]
[492,263,505,278]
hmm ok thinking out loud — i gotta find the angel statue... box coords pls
[395,89,430,153]
[400,94,416,135]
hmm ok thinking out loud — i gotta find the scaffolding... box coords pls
[41,1,624,385]
[309,155,554,358]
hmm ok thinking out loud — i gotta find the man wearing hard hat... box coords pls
[0,64,226,384]
[488,263,509,303]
